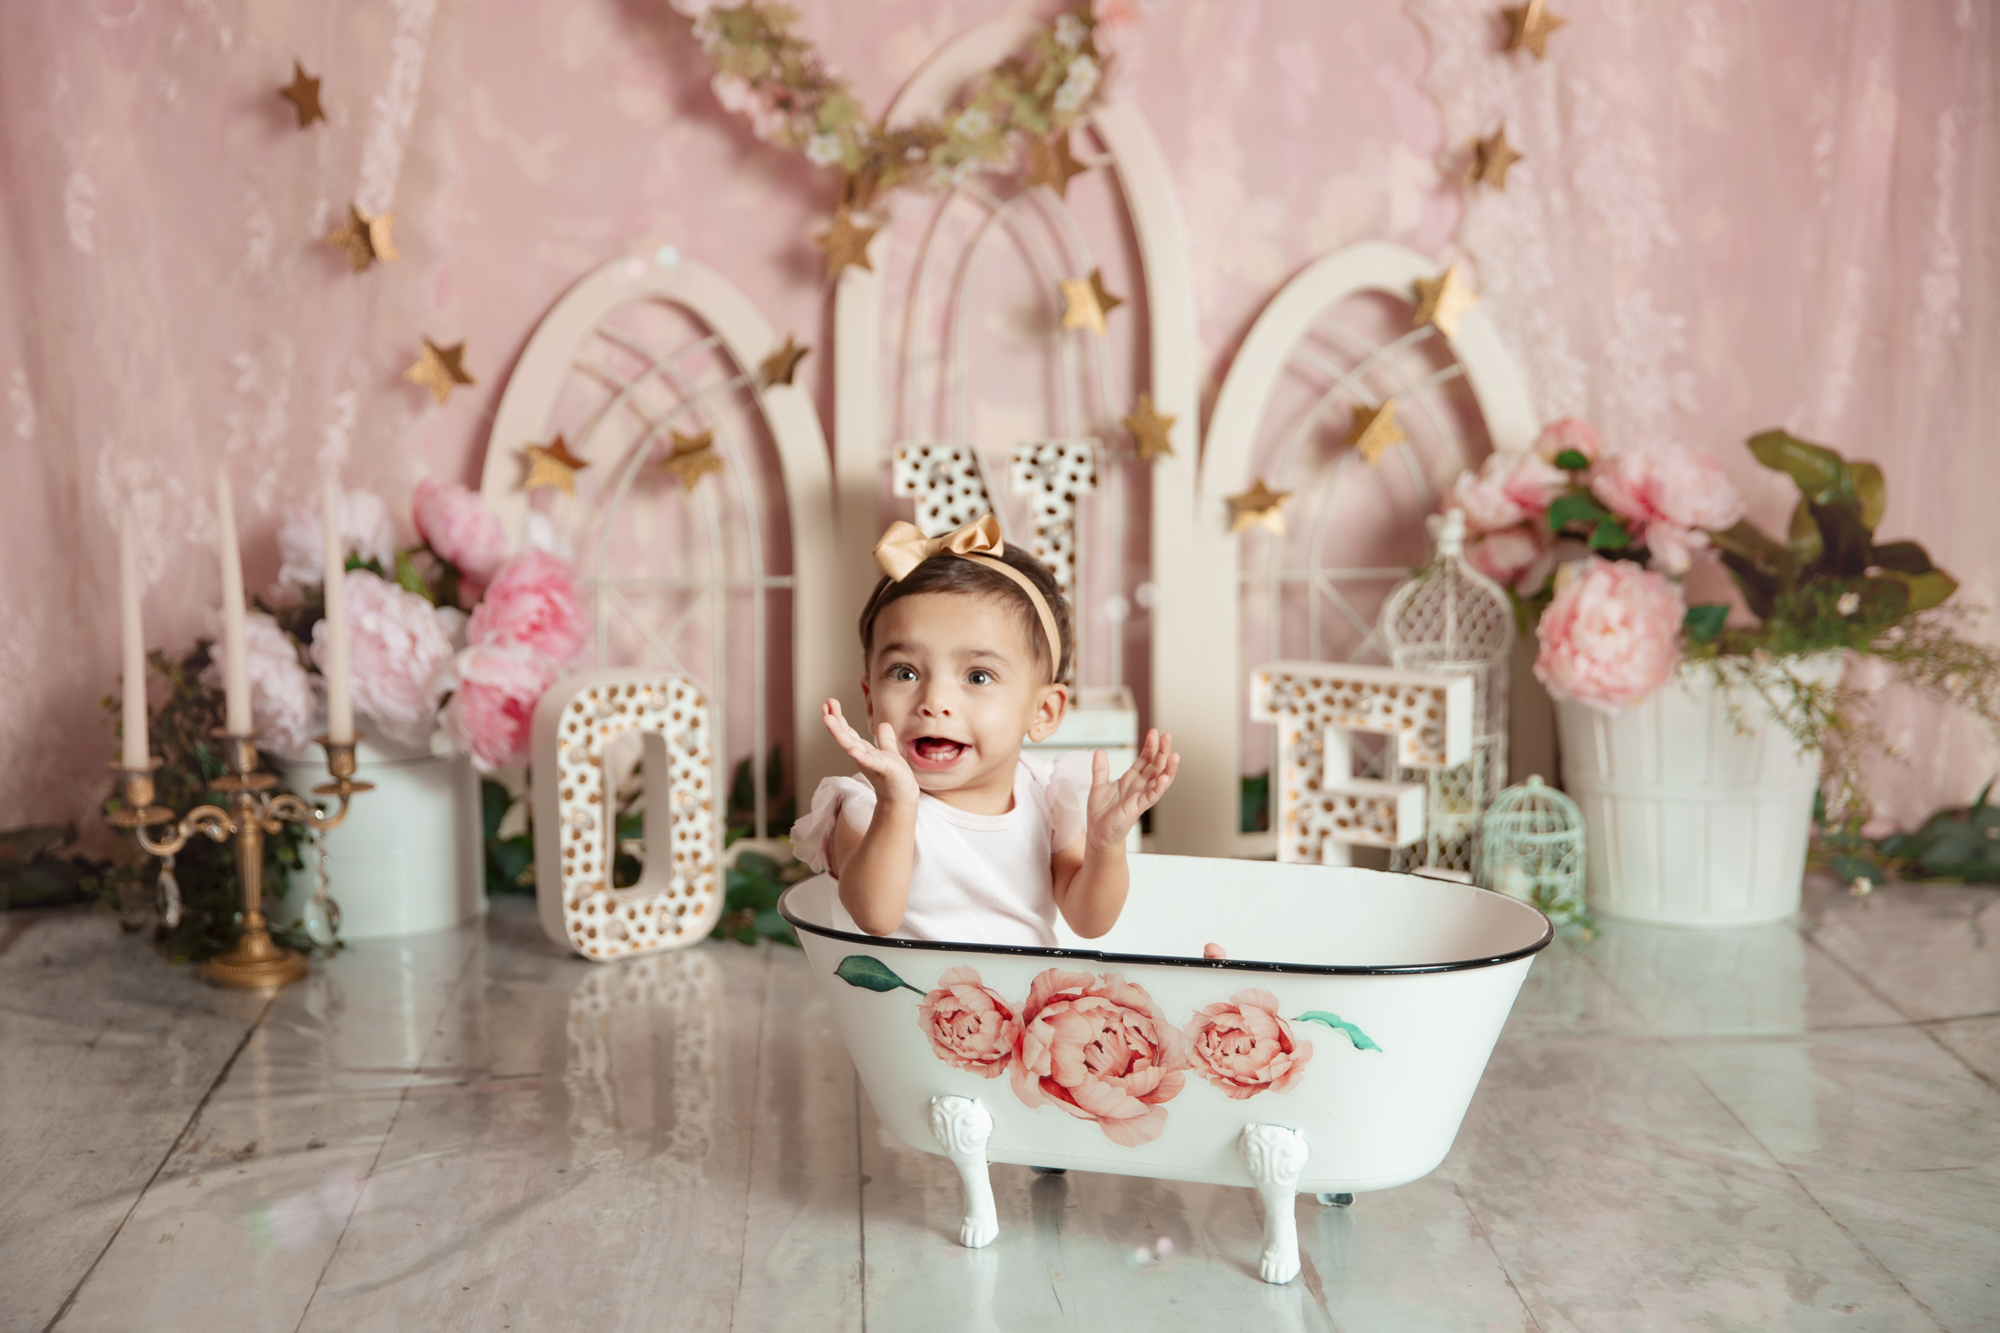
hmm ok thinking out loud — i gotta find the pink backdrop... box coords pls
[1,0,1994,831]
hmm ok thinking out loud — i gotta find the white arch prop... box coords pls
[480,249,845,796]
[832,17,1201,779]
[1166,243,1538,857]
[530,668,723,961]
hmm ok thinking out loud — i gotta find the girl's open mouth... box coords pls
[909,736,969,769]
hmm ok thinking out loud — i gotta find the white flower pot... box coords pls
[275,726,485,940]
[1554,655,1842,927]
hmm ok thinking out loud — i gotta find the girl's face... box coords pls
[861,591,1068,803]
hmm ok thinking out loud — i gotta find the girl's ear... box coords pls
[860,676,873,720]
[1027,682,1070,742]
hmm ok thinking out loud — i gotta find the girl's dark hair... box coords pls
[858,544,1074,683]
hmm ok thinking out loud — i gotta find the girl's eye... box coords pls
[966,669,994,686]
[889,665,917,683]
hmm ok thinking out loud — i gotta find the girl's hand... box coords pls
[1085,729,1179,852]
[822,699,921,807]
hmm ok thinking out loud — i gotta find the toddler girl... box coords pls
[790,513,1178,947]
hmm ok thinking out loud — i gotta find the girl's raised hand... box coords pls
[1084,728,1180,852]
[822,699,921,806]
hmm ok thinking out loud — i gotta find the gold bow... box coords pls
[872,512,1004,582]
[869,512,1062,675]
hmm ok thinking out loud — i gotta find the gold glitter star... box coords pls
[1468,125,1524,190]
[279,61,325,129]
[1123,392,1176,462]
[815,205,879,281]
[326,203,398,273]
[405,338,474,406]
[524,435,589,495]
[1412,262,1479,339]
[1059,268,1123,337]
[1503,0,1567,59]
[759,335,810,388]
[1226,478,1294,535]
[660,429,724,491]
[1024,132,1090,199]
[1345,400,1408,465]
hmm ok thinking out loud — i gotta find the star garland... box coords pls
[405,338,475,406]
[524,435,589,495]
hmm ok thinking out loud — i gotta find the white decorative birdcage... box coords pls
[1478,775,1585,926]
[1379,508,1514,876]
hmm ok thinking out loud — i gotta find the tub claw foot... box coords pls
[1240,1123,1309,1285]
[930,1095,998,1249]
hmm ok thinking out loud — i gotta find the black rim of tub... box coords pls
[776,882,1555,977]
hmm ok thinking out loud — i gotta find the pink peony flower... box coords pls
[276,488,397,589]
[1534,557,1686,712]
[1591,445,1746,575]
[1184,989,1314,1100]
[467,549,587,668]
[917,967,1022,1079]
[438,644,558,772]
[1465,526,1549,588]
[313,569,455,745]
[1451,450,1571,533]
[1011,968,1189,1146]
[412,478,507,593]
[203,612,315,758]
[1533,416,1602,466]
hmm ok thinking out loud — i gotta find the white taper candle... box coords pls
[118,506,150,769]
[321,476,354,743]
[216,472,253,735]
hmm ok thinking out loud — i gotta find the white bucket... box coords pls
[276,725,485,940]
[1554,655,1841,927]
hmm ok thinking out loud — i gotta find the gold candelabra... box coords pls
[107,730,373,989]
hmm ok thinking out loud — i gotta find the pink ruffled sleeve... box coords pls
[789,775,877,875]
[1034,749,1097,852]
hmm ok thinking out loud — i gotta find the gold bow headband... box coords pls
[872,513,1062,675]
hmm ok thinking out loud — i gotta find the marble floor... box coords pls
[3,879,1996,1333]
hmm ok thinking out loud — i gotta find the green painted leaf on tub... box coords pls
[1296,1011,1382,1053]
[834,955,924,994]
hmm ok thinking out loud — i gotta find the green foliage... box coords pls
[833,953,921,993]
[1876,781,2000,883]
[100,645,317,963]
[480,778,535,896]
[1545,491,1633,552]
[1295,1011,1382,1053]
[717,851,808,947]
[727,745,795,845]
[1241,771,1270,834]
[1683,603,1729,645]
[1553,449,1591,471]
[1713,431,1956,624]
[0,825,112,910]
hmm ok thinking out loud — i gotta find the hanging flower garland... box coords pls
[684,1,1143,212]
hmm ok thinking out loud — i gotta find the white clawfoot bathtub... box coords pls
[780,854,1552,1285]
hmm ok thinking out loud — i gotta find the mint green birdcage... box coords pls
[1478,775,1586,927]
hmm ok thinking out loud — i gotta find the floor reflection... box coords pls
[563,944,720,1171]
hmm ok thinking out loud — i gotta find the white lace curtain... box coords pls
[0,0,1994,832]
[1412,0,2000,827]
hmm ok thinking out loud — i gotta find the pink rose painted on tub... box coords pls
[1184,989,1314,1099]
[832,956,1383,1145]
[917,967,1021,1079]
[1011,968,1190,1147]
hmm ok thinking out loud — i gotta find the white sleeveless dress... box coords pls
[789,751,1095,947]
